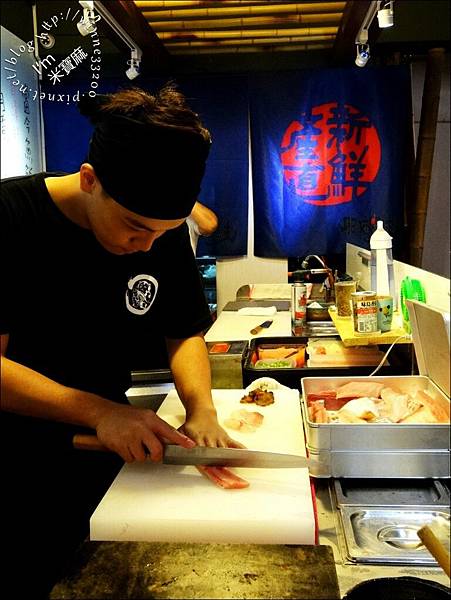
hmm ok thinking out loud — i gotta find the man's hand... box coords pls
[95,404,196,463]
[181,407,245,449]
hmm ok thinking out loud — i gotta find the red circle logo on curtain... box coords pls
[280,102,381,206]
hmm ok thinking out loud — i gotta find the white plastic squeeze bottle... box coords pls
[370,220,396,310]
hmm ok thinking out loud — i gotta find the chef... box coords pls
[0,84,241,599]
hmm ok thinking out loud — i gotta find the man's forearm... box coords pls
[166,334,215,417]
[1,356,114,428]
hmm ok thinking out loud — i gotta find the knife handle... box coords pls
[250,326,262,335]
[73,434,110,452]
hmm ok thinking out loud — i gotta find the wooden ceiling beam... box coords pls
[169,42,332,55]
[134,1,332,8]
[137,2,346,21]
[145,13,343,31]
[158,26,338,41]
[166,35,336,48]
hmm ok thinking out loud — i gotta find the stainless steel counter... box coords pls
[314,479,450,597]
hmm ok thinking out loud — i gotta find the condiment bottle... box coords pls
[370,221,396,310]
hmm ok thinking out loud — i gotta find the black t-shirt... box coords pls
[0,172,212,402]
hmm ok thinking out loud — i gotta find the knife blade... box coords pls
[164,446,310,468]
[73,434,310,469]
[250,319,273,335]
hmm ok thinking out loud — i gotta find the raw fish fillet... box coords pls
[196,466,250,489]
[223,409,264,432]
[378,387,416,422]
[336,409,367,424]
[400,390,450,424]
[338,397,379,420]
[309,400,329,423]
[231,409,264,426]
[258,346,306,367]
[307,391,345,411]
[336,381,385,401]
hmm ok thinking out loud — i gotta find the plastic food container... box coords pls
[242,336,407,390]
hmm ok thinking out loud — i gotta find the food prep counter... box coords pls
[49,406,449,597]
[49,480,450,599]
[49,301,449,598]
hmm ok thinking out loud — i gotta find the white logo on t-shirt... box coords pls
[125,274,158,315]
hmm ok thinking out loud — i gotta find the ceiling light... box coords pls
[355,44,370,68]
[377,1,394,28]
[92,2,143,79]
[77,1,99,36]
[126,49,141,80]
[354,1,395,67]
[39,33,55,50]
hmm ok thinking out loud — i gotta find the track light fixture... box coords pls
[83,2,143,80]
[355,44,370,68]
[77,1,99,37]
[354,0,395,67]
[126,49,141,80]
[377,1,394,28]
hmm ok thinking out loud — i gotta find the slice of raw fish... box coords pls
[336,409,367,424]
[231,409,264,427]
[309,400,329,423]
[196,465,250,489]
[223,418,256,433]
[223,409,264,432]
[314,406,329,423]
[336,381,385,401]
[378,387,411,422]
[338,397,379,420]
[306,391,347,411]
[400,390,450,423]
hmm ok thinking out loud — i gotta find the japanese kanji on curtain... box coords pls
[250,66,411,257]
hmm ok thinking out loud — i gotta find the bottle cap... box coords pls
[370,220,392,249]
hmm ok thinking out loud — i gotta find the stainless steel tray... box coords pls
[339,508,450,565]
[301,376,450,451]
[332,479,451,565]
[301,375,450,478]
[306,446,450,479]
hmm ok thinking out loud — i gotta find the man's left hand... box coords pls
[181,407,245,448]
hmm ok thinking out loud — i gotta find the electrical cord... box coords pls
[368,334,412,376]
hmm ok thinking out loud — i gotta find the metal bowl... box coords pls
[306,303,333,322]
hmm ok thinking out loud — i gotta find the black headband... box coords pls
[86,114,210,219]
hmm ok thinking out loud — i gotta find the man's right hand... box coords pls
[95,404,196,463]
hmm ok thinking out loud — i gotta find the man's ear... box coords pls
[79,163,98,193]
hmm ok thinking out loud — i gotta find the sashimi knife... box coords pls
[73,434,311,468]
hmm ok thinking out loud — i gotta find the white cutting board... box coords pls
[90,389,316,544]
[204,311,291,342]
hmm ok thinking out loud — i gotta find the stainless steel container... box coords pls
[207,340,248,388]
[300,301,450,478]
